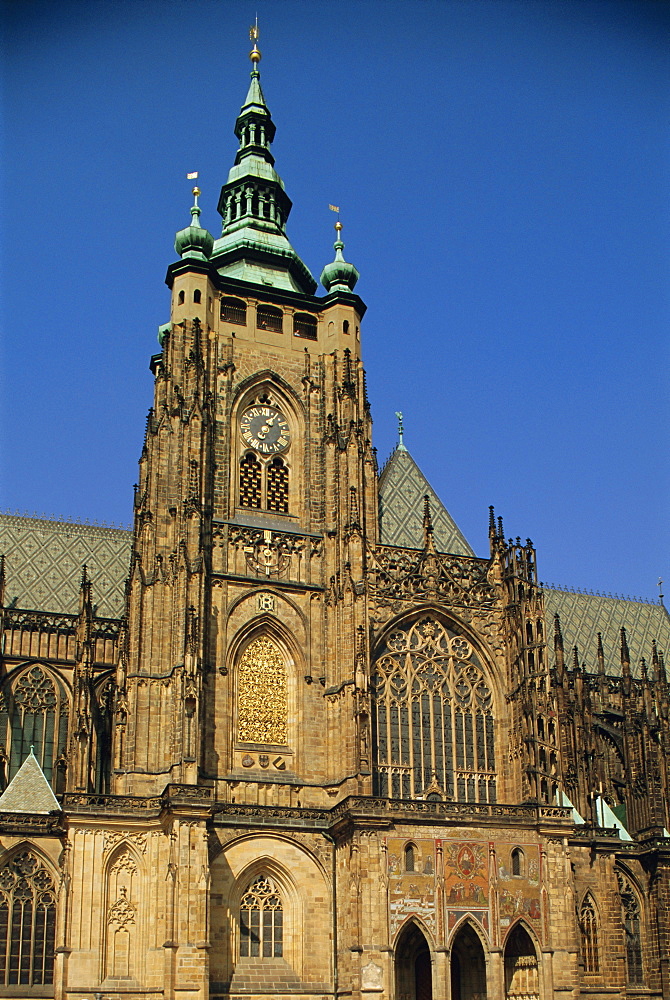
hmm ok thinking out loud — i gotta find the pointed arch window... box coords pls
[617,871,644,984]
[0,665,68,787]
[240,875,283,958]
[579,894,599,973]
[0,850,56,986]
[237,637,288,746]
[371,617,496,802]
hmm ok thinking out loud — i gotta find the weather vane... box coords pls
[249,18,261,63]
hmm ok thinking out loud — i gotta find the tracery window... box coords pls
[240,875,283,958]
[237,637,288,746]
[0,850,56,987]
[371,617,496,802]
[617,871,643,984]
[579,894,599,973]
[0,665,68,787]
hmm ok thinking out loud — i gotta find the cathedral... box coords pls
[1,35,669,1000]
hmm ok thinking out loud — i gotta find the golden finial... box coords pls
[249,17,261,64]
[192,186,201,198]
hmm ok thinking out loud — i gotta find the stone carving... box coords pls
[108,886,136,928]
[237,636,288,744]
[104,831,147,855]
[258,592,276,613]
[367,545,496,608]
[361,961,384,991]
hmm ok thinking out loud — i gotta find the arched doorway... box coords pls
[504,923,539,1000]
[395,922,432,1000]
[450,922,487,1000]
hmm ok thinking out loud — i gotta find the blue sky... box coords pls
[1,0,668,601]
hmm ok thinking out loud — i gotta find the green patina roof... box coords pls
[0,513,131,617]
[211,62,316,295]
[378,445,475,557]
[543,587,670,677]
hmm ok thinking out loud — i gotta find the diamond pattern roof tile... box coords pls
[0,750,60,814]
[0,513,132,617]
[544,587,670,677]
[378,447,474,557]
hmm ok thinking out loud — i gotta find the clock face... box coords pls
[240,405,291,455]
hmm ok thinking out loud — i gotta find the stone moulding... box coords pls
[48,790,574,834]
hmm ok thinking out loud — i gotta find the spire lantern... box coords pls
[175,186,214,260]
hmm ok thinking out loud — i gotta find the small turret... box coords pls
[321,220,360,293]
[175,186,214,261]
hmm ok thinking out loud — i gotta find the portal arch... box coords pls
[394,918,433,1000]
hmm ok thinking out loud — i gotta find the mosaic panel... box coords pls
[386,837,437,937]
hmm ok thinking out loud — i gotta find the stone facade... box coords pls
[0,47,669,1000]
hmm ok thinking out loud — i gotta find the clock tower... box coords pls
[116,34,376,810]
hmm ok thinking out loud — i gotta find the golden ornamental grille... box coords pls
[371,617,496,802]
[237,637,288,745]
[240,453,262,509]
[267,458,289,513]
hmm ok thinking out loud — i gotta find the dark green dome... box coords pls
[320,235,359,293]
[175,197,214,260]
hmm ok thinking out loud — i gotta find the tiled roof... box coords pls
[378,447,474,557]
[543,587,670,677]
[0,513,132,618]
[0,751,60,814]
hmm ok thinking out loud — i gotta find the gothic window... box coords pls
[239,875,283,958]
[221,296,247,325]
[617,871,644,984]
[257,305,283,333]
[239,453,262,509]
[293,313,317,340]
[237,637,288,746]
[579,894,599,973]
[267,458,288,513]
[0,665,68,787]
[0,850,56,987]
[371,617,496,802]
[404,844,416,873]
[511,848,524,877]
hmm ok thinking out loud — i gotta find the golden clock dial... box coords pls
[240,405,291,455]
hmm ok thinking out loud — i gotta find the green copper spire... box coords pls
[211,29,316,294]
[320,221,360,293]
[175,186,214,260]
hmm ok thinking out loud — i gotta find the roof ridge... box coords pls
[0,509,132,532]
[542,582,662,607]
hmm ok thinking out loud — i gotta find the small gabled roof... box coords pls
[378,445,474,557]
[0,751,60,814]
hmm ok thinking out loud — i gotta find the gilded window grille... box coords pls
[371,617,496,802]
[579,895,599,973]
[0,665,68,786]
[239,875,283,958]
[237,637,288,745]
[0,850,56,986]
[267,458,289,513]
[240,453,262,509]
